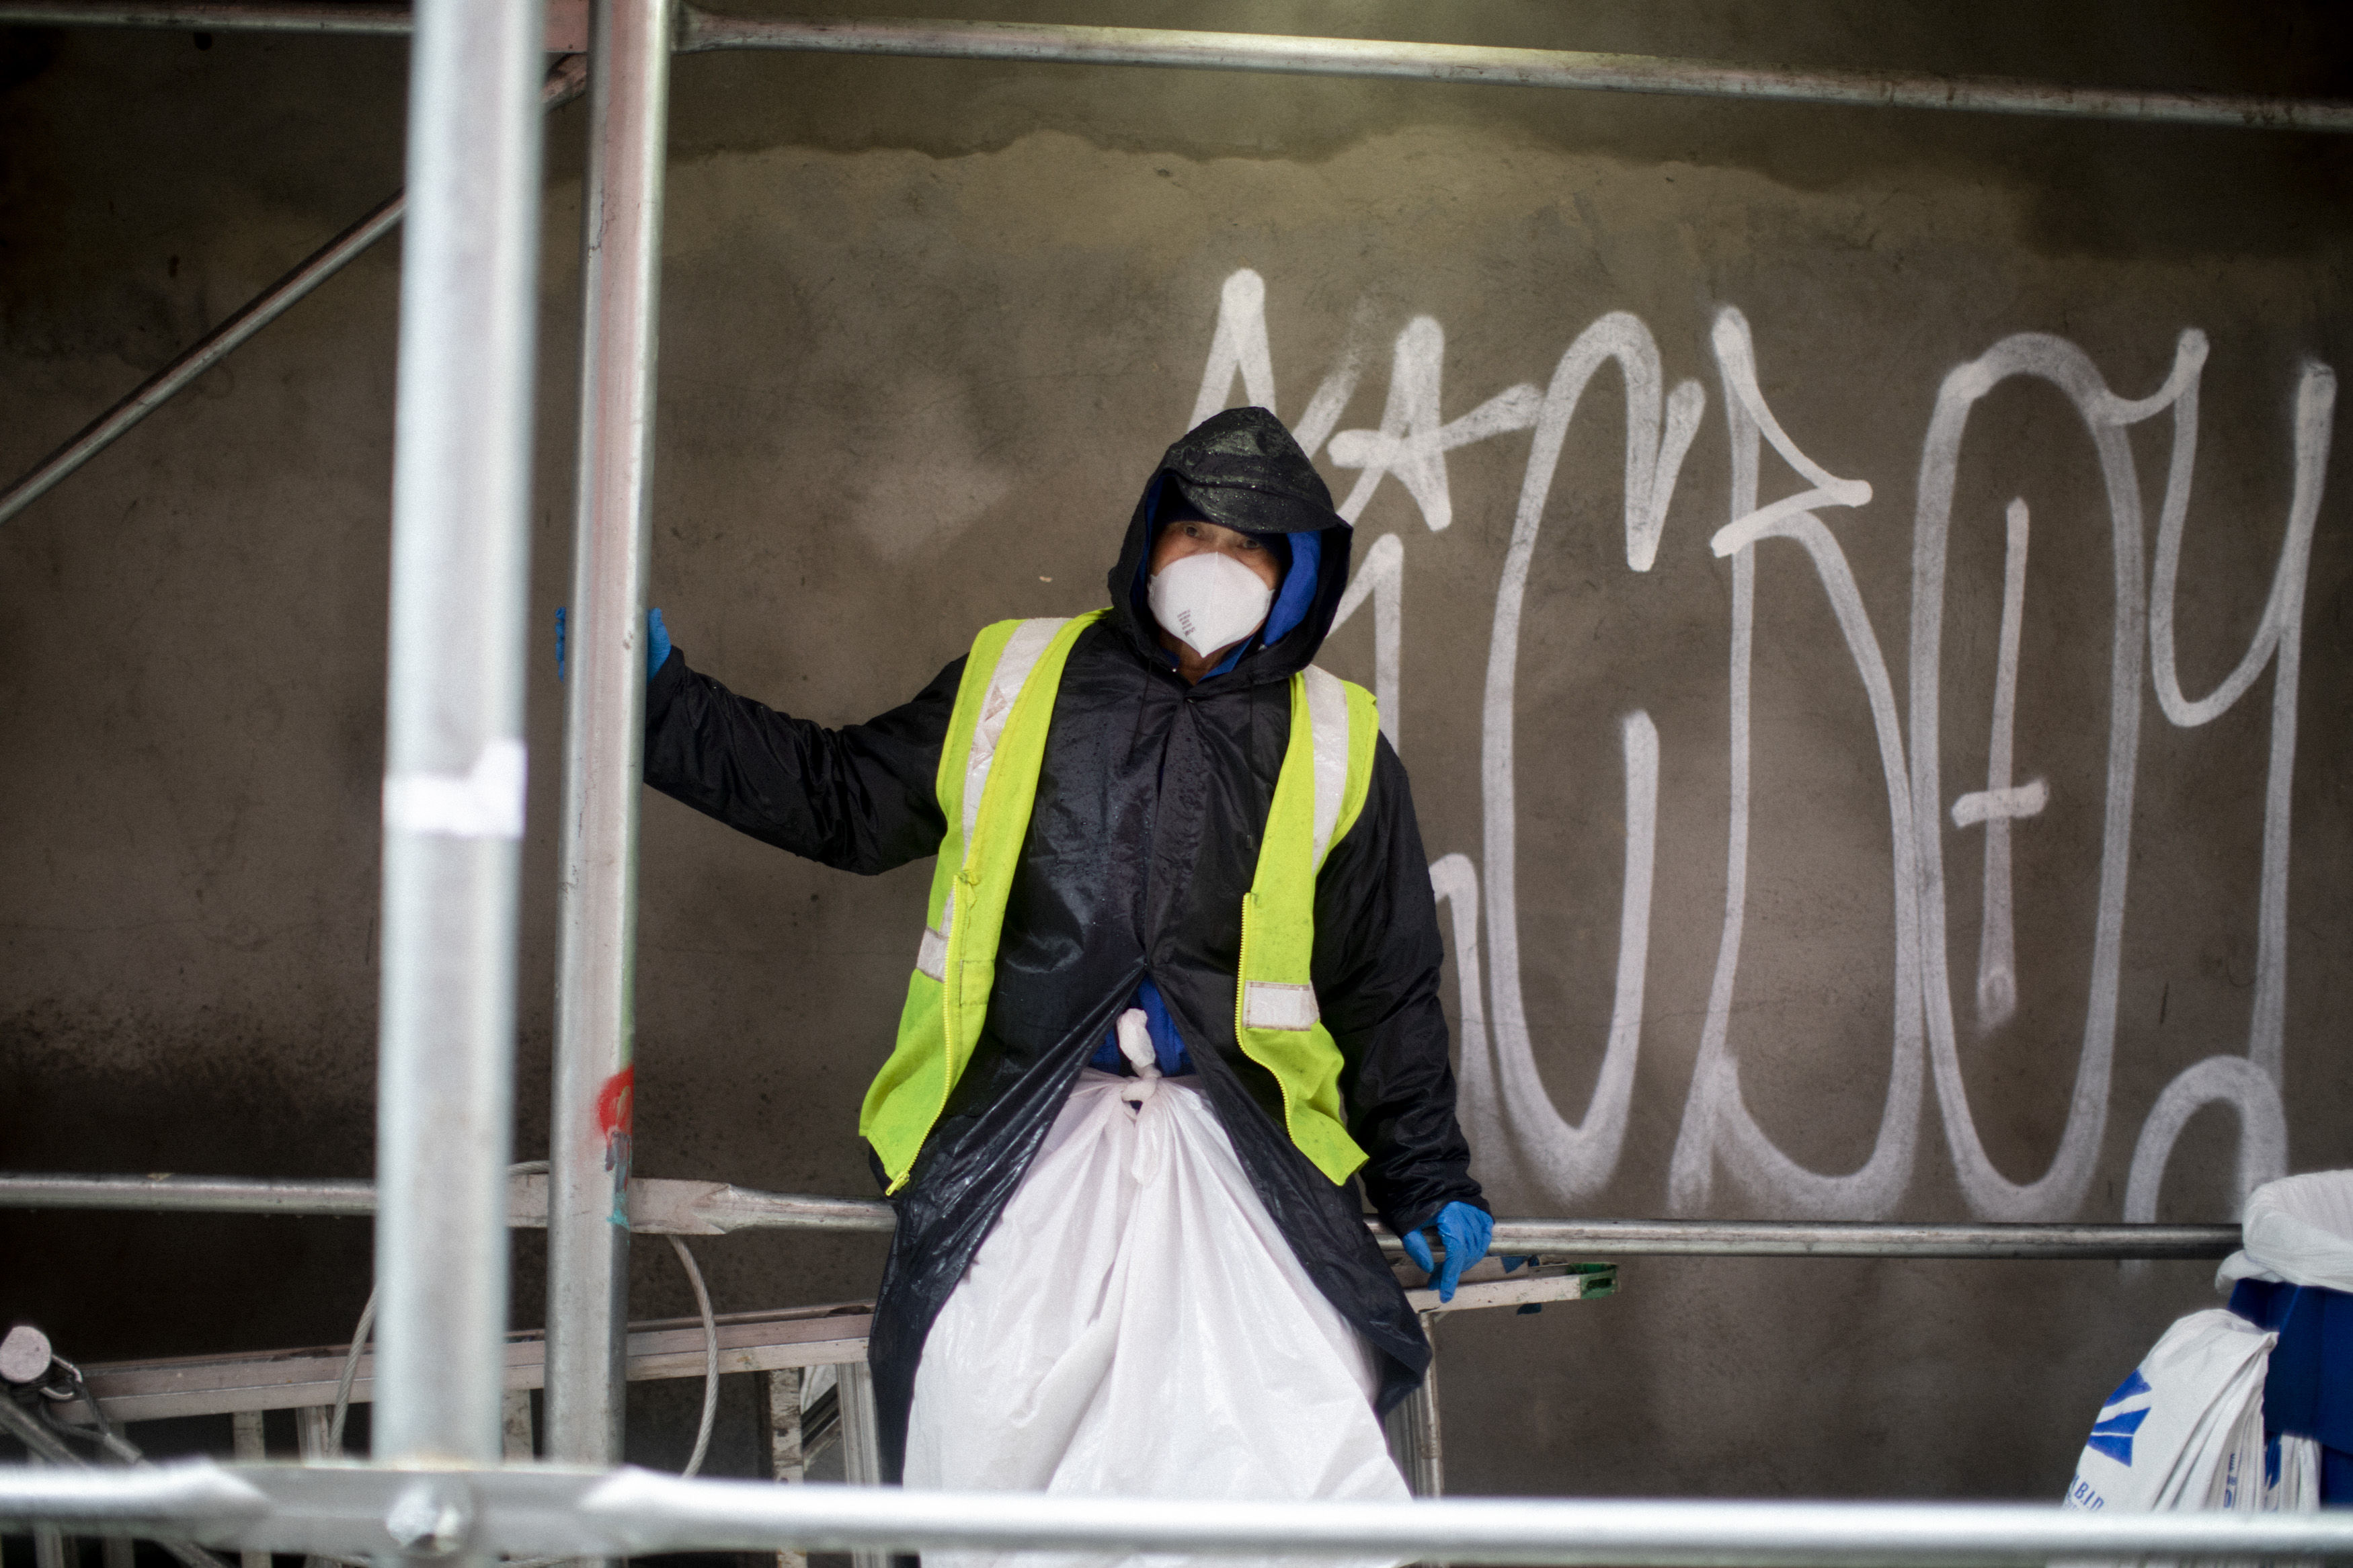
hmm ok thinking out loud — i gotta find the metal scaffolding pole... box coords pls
[372,0,549,1485]
[0,1173,2252,1259]
[1472,1216,2245,1260]
[0,57,585,535]
[0,1173,382,1216]
[546,0,674,1483]
[0,194,403,531]
[6,3,2352,134]
[665,12,2353,134]
[0,1,589,44]
[0,3,410,30]
[13,1460,2353,1565]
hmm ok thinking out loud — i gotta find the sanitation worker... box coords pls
[628,407,1491,1528]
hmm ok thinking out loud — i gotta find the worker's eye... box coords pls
[1237,537,1260,550]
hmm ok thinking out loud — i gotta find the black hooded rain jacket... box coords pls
[641,407,1484,1480]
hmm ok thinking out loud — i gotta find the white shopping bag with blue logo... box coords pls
[2064,1309,2275,1513]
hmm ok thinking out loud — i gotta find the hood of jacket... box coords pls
[1103,406,1353,687]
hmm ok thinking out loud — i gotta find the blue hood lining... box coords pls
[1261,528,1321,647]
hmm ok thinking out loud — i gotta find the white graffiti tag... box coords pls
[1187,270,2331,1221]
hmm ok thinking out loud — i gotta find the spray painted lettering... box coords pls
[1190,269,2334,1221]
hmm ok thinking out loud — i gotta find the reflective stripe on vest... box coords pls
[1234,663,1380,1185]
[912,614,1073,986]
[857,613,1378,1193]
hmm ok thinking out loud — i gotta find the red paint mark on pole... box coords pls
[597,1065,635,1225]
[596,1065,636,1137]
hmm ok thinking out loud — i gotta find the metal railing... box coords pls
[12,2,2353,134]
[0,3,411,30]
[8,1459,2353,1565]
[671,11,2353,133]
[0,1171,2244,1258]
[38,1304,873,1424]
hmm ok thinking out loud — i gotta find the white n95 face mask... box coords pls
[1148,550,1274,659]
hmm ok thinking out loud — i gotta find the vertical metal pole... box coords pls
[840,1362,887,1568]
[1386,1313,1445,1499]
[500,1389,538,1460]
[374,0,549,1495]
[297,1406,335,1568]
[231,1410,266,1568]
[545,0,674,1478]
[766,1366,807,1568]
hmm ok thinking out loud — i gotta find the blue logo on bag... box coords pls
[2087,1368,2153,1466]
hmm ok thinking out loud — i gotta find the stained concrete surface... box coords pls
[3,0,2353,1505]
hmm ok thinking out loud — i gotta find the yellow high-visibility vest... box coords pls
[857,611,1380,1193]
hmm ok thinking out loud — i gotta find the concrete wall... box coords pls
[5,0,2353,1503]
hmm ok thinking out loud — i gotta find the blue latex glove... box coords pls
[556,606,670,683]
[1399,1201,1494,1304]
[646,607,672,677]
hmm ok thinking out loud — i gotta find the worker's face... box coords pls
[1151,517,1284,593]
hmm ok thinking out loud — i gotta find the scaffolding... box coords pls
[5,1,2350,1561]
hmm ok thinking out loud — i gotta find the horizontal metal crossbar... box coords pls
[0,0,588,47]
[1479,1217,2241,1260]
[0,2,410,29]
[26,1268,1595,1428]
[0,1171,2243,1259]
[5,1460,2353,1564]
[0,1174,382,1217]
[672,12,2353,134]
[42,1304,872,1424]
[3,2,2350,134]
[0,1172,891,1236]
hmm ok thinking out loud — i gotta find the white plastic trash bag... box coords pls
[2216,1169,2353,1294]
[905,1009,1409,1568]
[2208,1168,2353,1512]
[2270,1431,2323,1512]
[2064,1309,2274,1514]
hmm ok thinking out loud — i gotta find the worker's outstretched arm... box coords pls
[1310,737,1489,1256]
[641,633,963,876]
